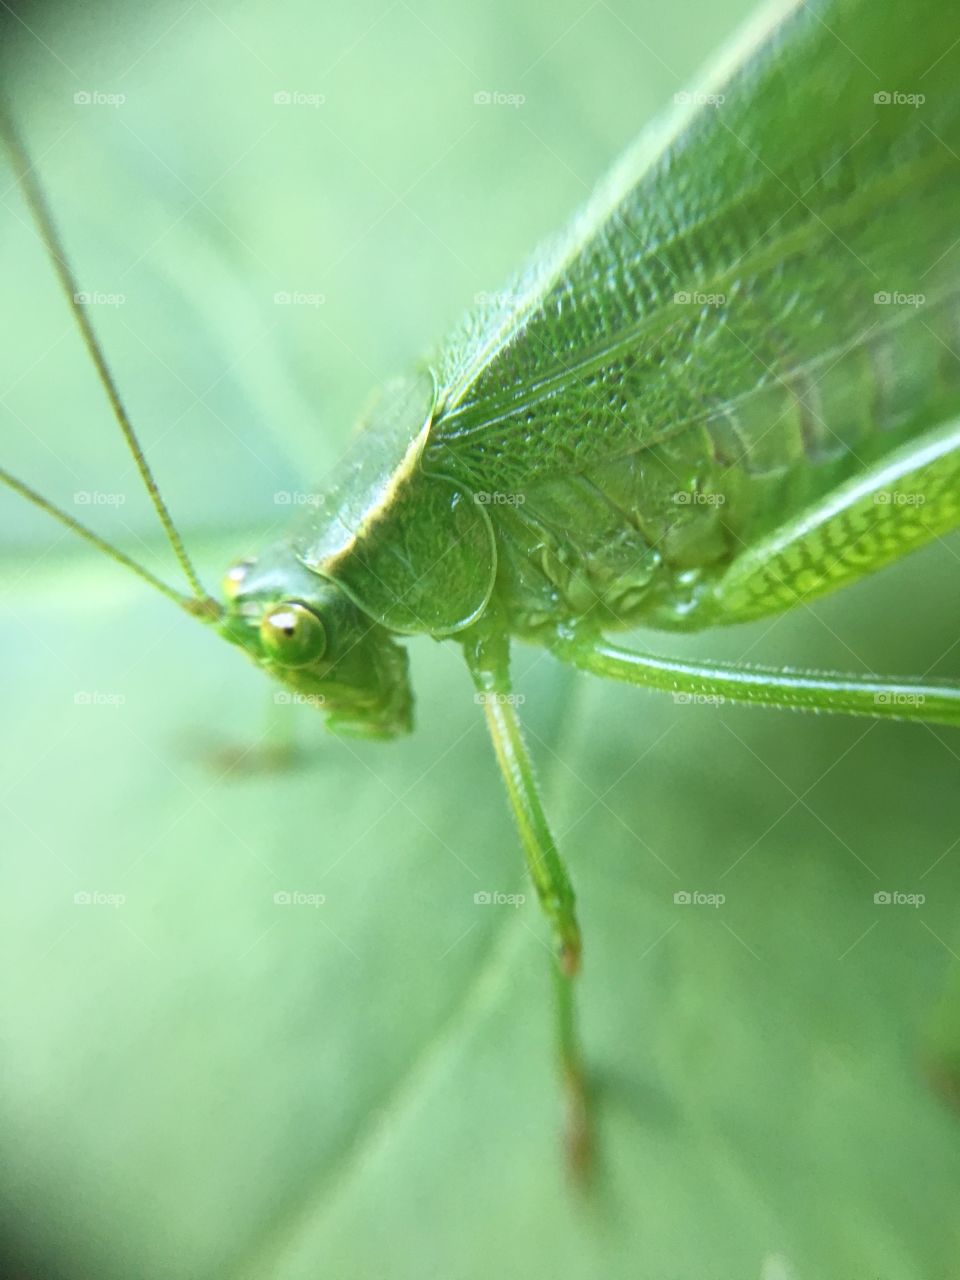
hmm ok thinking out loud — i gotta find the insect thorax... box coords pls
[478,450,716,640]
[469,433,740,637]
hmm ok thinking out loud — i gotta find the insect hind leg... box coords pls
[712,415,960,625]
[551,416,960,725]
[552,636,960,725]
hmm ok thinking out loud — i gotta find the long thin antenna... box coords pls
[0,106,212,605]
[0,465,218,619]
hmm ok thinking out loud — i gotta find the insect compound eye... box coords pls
[259,602,327,667]
[222,558,256,601]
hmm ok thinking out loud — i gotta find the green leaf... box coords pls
[4,537,960,1279]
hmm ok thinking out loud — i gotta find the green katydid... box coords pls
[3,0,960,1173]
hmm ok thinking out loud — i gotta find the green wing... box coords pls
[423,0,960,502]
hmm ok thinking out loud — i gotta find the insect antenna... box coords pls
[0,106,219,619]
[0,465,217,618]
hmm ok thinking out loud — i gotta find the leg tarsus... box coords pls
[554,960,592,1181]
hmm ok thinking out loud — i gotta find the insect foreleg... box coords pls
[463,625,590,1174]
[464,627,581,966]
[552,634,960,725]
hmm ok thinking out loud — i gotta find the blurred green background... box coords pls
[2,1,960,1277]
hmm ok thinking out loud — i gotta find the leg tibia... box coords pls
[553,635,960,725]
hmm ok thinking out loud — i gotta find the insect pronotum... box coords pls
[3,0,960,1172]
